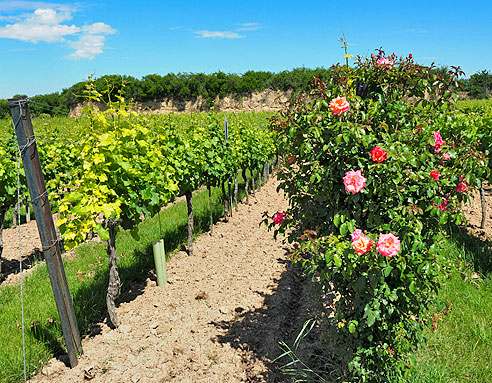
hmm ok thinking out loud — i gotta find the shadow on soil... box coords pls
[449,224,492,276]
[0,249,43,284]
[210,258,340,382]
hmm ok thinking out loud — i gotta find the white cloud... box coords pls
[0,5,117,59]
[82,22,116,35]
[194,30,244,39]
[236,22,263,32]
[0,8,79,42]
[68,33,107,59]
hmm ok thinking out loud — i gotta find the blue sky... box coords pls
[0,0,491,99]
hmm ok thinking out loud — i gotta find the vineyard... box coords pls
[1,53,492,382]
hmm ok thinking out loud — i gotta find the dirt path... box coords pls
[29,178,312,383]
[1,219,43,285]
[461,184,492,240]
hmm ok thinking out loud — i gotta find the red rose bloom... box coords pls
[455,181,467,193]
[273,212,286,225]
[430,171,440,180]
[370,146,387,163]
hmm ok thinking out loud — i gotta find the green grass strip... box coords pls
[403,228,492,383]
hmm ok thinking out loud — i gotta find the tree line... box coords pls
[1,67,490,119]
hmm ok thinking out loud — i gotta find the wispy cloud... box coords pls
[0,4,116,59]
[0,14,23,22]
[169,26,183,31]
[236,22,263,32]
[0,1,73,12]
[194,30,244,39]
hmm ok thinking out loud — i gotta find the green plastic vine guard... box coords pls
[152,239,167,286]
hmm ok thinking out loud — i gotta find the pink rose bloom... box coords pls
[377,233,400,258]
[430,171,440,180]
[430,131,445,152]
[455,181,467,193]
[432,197,448,211]
[343,170,366,194]
[351,228,363,241]
[273,212,286,225]
[376,57,394,68]
[352,235,374,255]
[442,152,451,160]
[329,96,350,115]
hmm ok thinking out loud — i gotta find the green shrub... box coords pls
[271,51,489,381]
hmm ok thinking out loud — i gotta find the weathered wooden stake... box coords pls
[105,218,121,327]
[251,168,256,196]
[221,182,229,222]
[208,185,213,235]
[0,207,5,276]
[26,202,30,223]
[480,186,487,229]
[234,174,238,212]
[228,178,233,217]
[185,190,194,255]
[242,168,249,205]
[9,96,81,367]
[12,204,17,228]
[224,116,232,217]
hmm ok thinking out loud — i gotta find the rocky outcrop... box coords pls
[69,89,296,117]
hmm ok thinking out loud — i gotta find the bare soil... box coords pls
[27,178,317,383]
[461,185,492,240]
[1,217,43,285]
[1,180,490,382]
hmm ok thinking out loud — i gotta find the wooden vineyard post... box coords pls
[0,207,5,276]
[480,186,487,229]
[12,203,17,228]
[185,190,194,255]
[105,218,121,327]
[208,185,214,235]
[224,116,232,217]
[242,168,250,205]
[26,199,31,223]
[234,173,238,212]
[251,168,256,196]
[9,96,82,367]
[221,182,229,222]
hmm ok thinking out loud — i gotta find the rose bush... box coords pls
[271,51,489,380]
